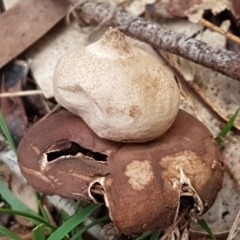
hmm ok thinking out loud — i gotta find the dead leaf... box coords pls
[0,0,70,68]
[125,0,156,16]
[11,174,38,227]
[0,161,38,227]
[229,0,240,24]
[146,0,230,23]
[2,0,19,10]
[26,21,88,98]
[0,60,29,146]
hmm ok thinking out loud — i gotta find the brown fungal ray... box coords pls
[99,110,224,234]
[17,108,224,234]
[17,108,121,200]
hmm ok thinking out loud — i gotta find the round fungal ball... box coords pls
[53,27,180,142]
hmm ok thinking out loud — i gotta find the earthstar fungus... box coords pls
[18,108,224,234]
[18,27,224,237]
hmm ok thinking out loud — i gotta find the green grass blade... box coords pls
[35,193,48,220]
[149,231,161,240]
[35,193,53,234]
[0,208,55,230]
[0,181,46,225]
[70,215,110,240]
[47,204,99,240]
[0,178,56,230]
[0,225,23,240]
[32,224,46,240]
[71,200,82,236]
[0,110,17,154]
[60,209,71,222]
[197,219,216,240]
[74,200,81,214]
[215,107,240,147]
[135,231,152,240]
[0,181,39,220]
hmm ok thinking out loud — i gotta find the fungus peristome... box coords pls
[18,108,224,234]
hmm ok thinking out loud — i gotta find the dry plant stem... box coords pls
[188,81,240,132]
[200,18,240,45]
[0,90,43,98]
[43,204,57,228]
[160,207,190,240]
[227,210,240,240]
[76,1,240,82]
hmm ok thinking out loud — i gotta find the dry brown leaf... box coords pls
[190,233,227,240]
[0,60,29,145]
[229,0,240,24]
[11,174,38,227]
[2,0,19,9]
[147,0,229,23]
[0,161,38,227]
[99,0,156,16]
[26,22,89,98]
[125,0,156,16]
[0,0,70,68]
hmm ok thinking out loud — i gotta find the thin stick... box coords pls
[0,90,43,98]
[200,18,240,45]
[227,210,240,240]
[160,208,190,240]
[188,81,240,132]
[73,1,240,82]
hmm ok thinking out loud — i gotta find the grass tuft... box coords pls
[197,219,216,240]
[0,225,23,240]
[215,107,240,148]
[0,110,17,154]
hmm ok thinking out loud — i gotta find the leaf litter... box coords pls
[1,0,240,239]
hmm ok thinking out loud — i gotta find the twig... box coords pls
[200,18,240,46]
[74,1,240,82]
[0,90,43,98]
[227,210,240,240]
[188,81,240,132]
[160,207,190,240]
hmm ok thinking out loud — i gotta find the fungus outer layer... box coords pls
[17,108,224,234]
